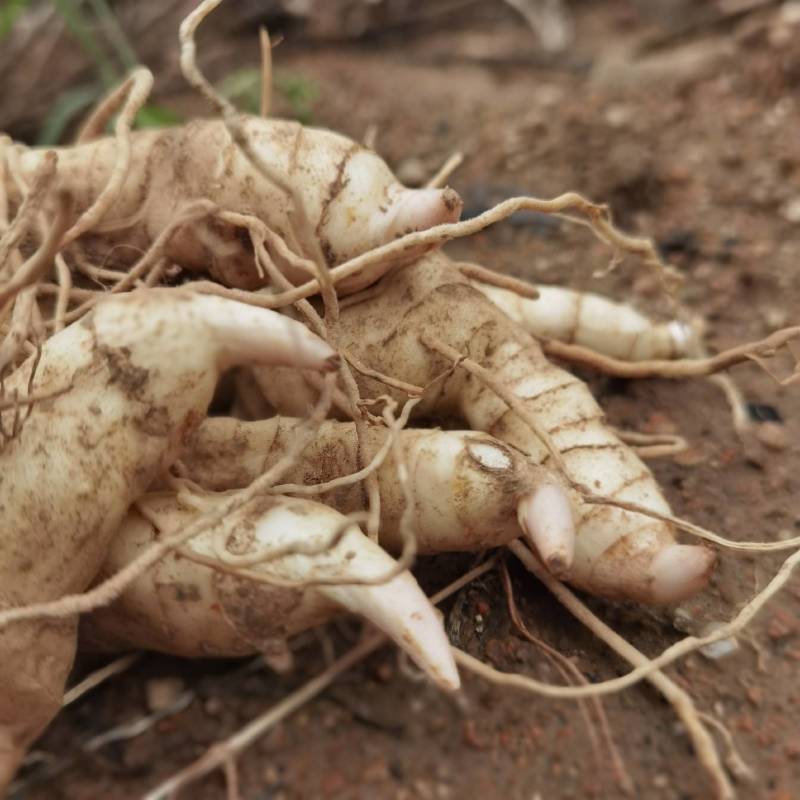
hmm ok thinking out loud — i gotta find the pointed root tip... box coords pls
[649,544,716,604]
[518,484,576,577]
[543,549,572,579]
[388,601,460,692]
[399,187,463,231]
[324,573,460,693]
[323,353,342,372]
[439,187,463,222]
[423,647,461,692]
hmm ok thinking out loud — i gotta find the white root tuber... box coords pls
[6,119,462,292]
[81,493,460,692]
[307,252,715,604]
[181,416,575,568]
[0,289,336,790]
[473,279,694,361]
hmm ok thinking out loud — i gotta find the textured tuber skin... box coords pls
[0,290,336,792]
[473,281,693,361]
[82,494,460,692]
[10,118,462,292]
[270,252,715,605]
[180,416,571,558]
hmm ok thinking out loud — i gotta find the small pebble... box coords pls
[767,609,798,640]
[781,197,800,223]
[781,1,800,25]
[262,765,280,785]
[145,677,185,712]
[747,686,763,707]
[757,421,789,451]
[204,696,223,716]
[604,104,634,128]
[762,306,789,329]
[697,622,739,660]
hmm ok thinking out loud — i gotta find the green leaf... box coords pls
[0,0,31,40]
[216,67,321,123]
[36,84,101,145]
[136,104,183,129]
[274,70,320,125]
[216,67,262,115]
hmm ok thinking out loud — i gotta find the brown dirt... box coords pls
[13,2,800,798]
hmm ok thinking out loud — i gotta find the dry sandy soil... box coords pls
[8,1,800,798]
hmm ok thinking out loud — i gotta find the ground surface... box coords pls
[10,2,800,798]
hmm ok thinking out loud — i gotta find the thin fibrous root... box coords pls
[62,653,142,707]
[0,286,37,376]
[230,209,382,540]
[0,375,335,629]
[179,0,329,283]
[584,493,800,553]
[61,68,154,247]
[0,382,71,412]
[507,540,734,800]
[50,200,217,329]
[259,27,272,118]
[420,333,569,475]
[614,429,688,459]
[698,712,755,785]
[0,192,72,308]
[543,327,800,383]
[343,350,424,396]
[188,191,683,316]
[499,560,633,795]
[448,541,800,704]
[426,151,464,189]
[143,558,498,800]
[456,260,540,299]
[0,150,58,277]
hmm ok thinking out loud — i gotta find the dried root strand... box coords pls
[698,713,755,785]
[76,69,150,144]
[542,326,800,383]
[343,350,424,396]
[451,541,800,706]
[185,189,681,322]
[0,382,71,412]
[229,209,382,540]
[179,0,328,279]
[499,560,633,795]
[0,286,37,376]
[62,653,142,707]
[61,68,154,247]
[0,375,336,629]
[50,200,217,329]
[144,558,497,800]
[0,192,72,308]
[456,260,540,299]
[614,429,688,459]
[0,150,58,277]
[507,541,734,800]
[259,27,272,118]
[426,151,464,189]
[585,493,800,553]
[420,333,570,476]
